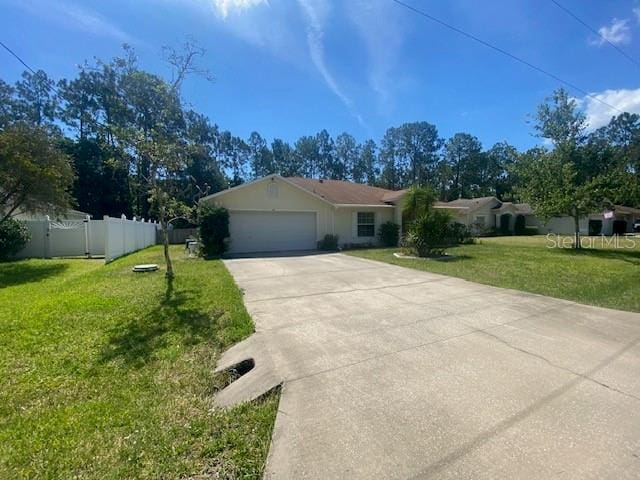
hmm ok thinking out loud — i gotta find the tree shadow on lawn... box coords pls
[98,278,224,368]
[436,254,472,263]
[400,253,472,263]
[0,262,69,288]
[556,247,640,266]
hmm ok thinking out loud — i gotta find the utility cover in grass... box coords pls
[132,264,159,272]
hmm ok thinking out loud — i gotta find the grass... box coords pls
[346,235,640,313]
[0,246,278,479]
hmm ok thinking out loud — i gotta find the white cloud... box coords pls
[634,7,640,24]
[592,18,631,46]
[186,0,304,63]
[13,0,132,43]
[347,0,405,114]
[578,88,640,129]
[212,0,268,18]
[175,0,366,126]
[297,0,365,127]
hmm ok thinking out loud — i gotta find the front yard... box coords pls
[347,235,640,313]
[0,246,277,479]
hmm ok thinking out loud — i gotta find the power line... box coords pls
[1,40,67,100]
[0,39,111,131]
[549,0,640,68]
[0,40,38,75]
[389,0,624,115]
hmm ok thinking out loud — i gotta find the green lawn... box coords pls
[0,246,277,479]
[346,235,640,313]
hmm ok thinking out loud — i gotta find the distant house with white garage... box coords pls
[434,198,640,236]
[540,205,640,236]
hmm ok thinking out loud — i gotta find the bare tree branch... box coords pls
[162,37,215,91]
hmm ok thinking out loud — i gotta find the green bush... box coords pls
[318,234,339,251]
[514,214,527,235]
[0,218,30,261]
[378,221,400,247]
[197,203,229,258]
[403,209,461,257]
[449,222,474,244]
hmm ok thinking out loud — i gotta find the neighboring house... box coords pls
[541,205,640,236]
[433,197,537,234]
[12,208,91,222]
[200,175,404,254]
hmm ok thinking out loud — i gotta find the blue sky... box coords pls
[1,0,640,150]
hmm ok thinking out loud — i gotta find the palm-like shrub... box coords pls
[404,211,472,257]
[402,186,437,224]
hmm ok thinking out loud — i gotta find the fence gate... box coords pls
[47,215,91,258]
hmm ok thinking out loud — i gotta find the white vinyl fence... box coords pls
[104,215,158,263]
[15,214,159,263]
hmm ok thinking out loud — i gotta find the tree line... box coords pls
[1,47,639,225]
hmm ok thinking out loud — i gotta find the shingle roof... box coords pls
[434,197,534,215]
[612,205,640,216]
[434,197,498,211]
[285,177,400,205]
[381,189,408,203]
[491,202,534,215]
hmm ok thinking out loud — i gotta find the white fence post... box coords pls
[121,214,126,257]
[84,215,91,257]
[104,216,110,262]
[44,215,51,259]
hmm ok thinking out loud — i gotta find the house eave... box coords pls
[334,204,396,208]
[433,205,470,211]
[200,174,336,208]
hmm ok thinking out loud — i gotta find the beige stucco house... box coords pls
[204,175,640,254]
[201,175,403,254]
[433,196,537,234]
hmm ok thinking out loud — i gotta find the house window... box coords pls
[475,215,486,226]
[357,212,375,237]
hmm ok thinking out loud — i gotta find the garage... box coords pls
[228,211,317,253]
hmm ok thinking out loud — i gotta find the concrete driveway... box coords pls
[216,253,640,479]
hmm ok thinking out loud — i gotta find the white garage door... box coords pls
[228,211,317,253]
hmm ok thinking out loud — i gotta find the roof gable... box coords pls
[491,202,534,215]
[200,175,334,207]
[200,175,402,207]
[284,177,398,205]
